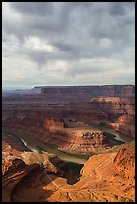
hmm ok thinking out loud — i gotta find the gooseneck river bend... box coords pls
[4,125,132,165]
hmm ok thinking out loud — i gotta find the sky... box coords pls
[2,2,135,88]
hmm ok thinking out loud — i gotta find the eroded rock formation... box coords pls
[3,108,111,154]
[2,142,135,202]
[2,99,134,154]
[47,142,135,202]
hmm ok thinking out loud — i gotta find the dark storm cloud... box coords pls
[4,2,135,44]
[109,2,127,15]
[9,2,53,16]
[2,2,135,86]
[5,2,134,40]
[7,2,75,35]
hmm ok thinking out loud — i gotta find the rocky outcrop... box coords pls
[2,142,65,176]
[2,145,68,202]
[2,142,135,202]
[48,142,135,202]
[2,142,23,174]
[45,117,65,131]
[118,114,135,125]
[46,128,109,154]
[2,159,46,202]
[113,143,135,169]
[21,152,65,176]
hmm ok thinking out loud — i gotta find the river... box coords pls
[4,130,88,164]
[87,123,132,143]
[99,126,132,143]
[3,124,132,165]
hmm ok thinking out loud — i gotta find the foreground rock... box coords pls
[2,142,135,202]
[2,158,68,202]
[47,142,135,202]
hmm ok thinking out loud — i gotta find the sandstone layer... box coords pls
[2,142,135,202]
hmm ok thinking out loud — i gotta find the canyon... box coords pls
[2,85,135,202]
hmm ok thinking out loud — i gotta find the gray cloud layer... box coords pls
[2,2,135,87]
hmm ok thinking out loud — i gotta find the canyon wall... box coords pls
[2,113,109,154]
[2,96,135,153]
[2,85,135,155]
[90,97,135,117]
[40,85,135,101]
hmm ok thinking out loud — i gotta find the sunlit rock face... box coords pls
[47,142,135,202]
[2,142,135,202]
[118,114,135,125]
[44,127,107,154]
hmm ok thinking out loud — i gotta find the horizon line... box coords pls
[2,84,135,90]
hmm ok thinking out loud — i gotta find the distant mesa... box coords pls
[39,85,135,100]
[3,85,135,100]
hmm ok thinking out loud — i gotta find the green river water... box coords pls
[3,124,132,165]
[3,129,89,164]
